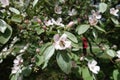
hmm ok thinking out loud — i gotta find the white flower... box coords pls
[51,18,64,27]
[116,50,120,58]
[12,66,22,74]
[88,60,100,74]
[11,55,23,74]
[13,56,23,66]
[91,10,101,19]
[44,19,54,26]
[89,15,98,26]
[0,0,9,7]
[54,5,62,14]
[110,8,119,16]
[53,34,71,50]
[68,9,77,16]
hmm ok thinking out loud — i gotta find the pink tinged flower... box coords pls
[51,18,64,27]
[89,15,98,26]
[44,20,53,26]
[13,56,23,66]
[116,50,120,58]
[88,60,100,74]
[68,9,77,16]
[110,8,119,16]
[54,5,62,14]
[12,66,21,74]
[66,21,75,28]
[0,0,9,7]
[53,34,71,50]
[91,10,101,19]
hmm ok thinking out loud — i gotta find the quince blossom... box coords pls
[44,20,54,26]
[68,9,77,16]
[110,8,119,16]
[91,10,101,19]
[51,17,64,27]
[88,60,100,74]
[89,15,98,26]
[89,10,101,26]
[54,5,62,14]
[0,0,9,7]
[53,34,71,50]
[11,55,23,74]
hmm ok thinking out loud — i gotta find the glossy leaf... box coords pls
[56,52,72,74]
[82,67,93,80]
[76,24,90,35]
[106,49,115,57]
[33,0,39,7]
[99,3,107,13]
[0,23,12,44]
[113,69,120,80]
[43,45,55,61]
[111,17,119,25]
[0,19,7,33]
[94,25,105,32]
[65,31,78,43]
[9,7,20,14]
[36,55,44,66]
[11,15,23,23]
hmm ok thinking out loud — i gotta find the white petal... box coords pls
[92,66,100,74]
[60,34,67,41]
[53,34,60,42]
[117,50,120,58]
[91,60,97,65]
[64,41,71,48]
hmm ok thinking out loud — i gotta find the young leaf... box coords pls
[76,24,90,35]
[43,45,55,61]
[9,7,20,14]
[94,25,106,32]
[64,31,78,43]
[0,24,12,44]
[11,15,23,23]
[33,0,39,7]
[0,19,7,33]
[106,49,115,57]
[56,52,72,74]
[113,69,120,80]
[35,55,44,66]
[111,17,119,25]
[99,3,107,13]
[82,67,93,80]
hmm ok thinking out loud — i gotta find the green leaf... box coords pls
[35,55,44,66]
[0,23,12,44]
[113,69,120,80]
[94,25,106,32]
[99,3,107,13]
[64,31,78,43]
[56,52,72,74]
[0,19,7,33]
[36,28,44,35]
[33,0,39,7]
[82,67,93,80]
[11,15,23,23]
[43,45,55,61]
[40,43,51,55]
[9,7,20,14]
[76,24,90,35]
[111,17,119,25]
[22,66,32,77]
[106,49,115,57]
